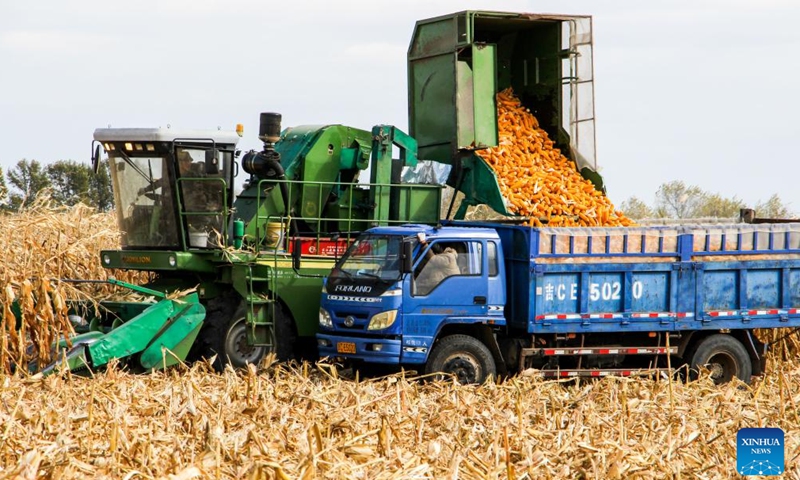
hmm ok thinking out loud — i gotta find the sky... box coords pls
[1,0,799,211]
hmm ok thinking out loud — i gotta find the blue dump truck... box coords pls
[316,221,800,384]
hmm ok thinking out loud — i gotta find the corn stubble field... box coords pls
[0,202,799,477]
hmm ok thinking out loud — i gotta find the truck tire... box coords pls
[690,334,752,384]
[425,334,496,385]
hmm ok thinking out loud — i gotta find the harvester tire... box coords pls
[425,334,496,385]
[222,309,269,370]
[190,295,296,371]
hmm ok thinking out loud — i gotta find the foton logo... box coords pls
[334,285,372,293]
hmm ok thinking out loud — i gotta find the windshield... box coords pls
[109,153,179,248]
[330,234,406,284]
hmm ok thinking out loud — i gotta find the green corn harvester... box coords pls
[35,10,606,374]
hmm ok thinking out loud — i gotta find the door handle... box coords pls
[473,296,487,305]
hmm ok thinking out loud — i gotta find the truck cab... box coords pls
[317,225,507,383]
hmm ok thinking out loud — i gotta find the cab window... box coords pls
[488,241,498,277]
[413,241,482,296]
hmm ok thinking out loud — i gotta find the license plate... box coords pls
[336,342,356,354]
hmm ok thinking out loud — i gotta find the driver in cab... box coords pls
[414,233,460,295]
[138,150,202,196]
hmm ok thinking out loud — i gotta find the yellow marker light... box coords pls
[236,123,244,137]
[146,144,155,151]
[124,142,133,151]
[134,143,143,151]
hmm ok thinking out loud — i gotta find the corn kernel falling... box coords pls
[477,88,633,227]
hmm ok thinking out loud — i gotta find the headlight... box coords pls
[168,255,177,267]
[321,283,327,294]
[319,308,332,328]
[367,309,398,330]
[103,254,111,265]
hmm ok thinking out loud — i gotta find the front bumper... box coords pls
[316,333,402,364]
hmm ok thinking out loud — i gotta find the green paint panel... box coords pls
[408,16,458,59]
[140,317,204,369]
[472,43,498,148]
[409,54,456,163]
[100,250,216,273]
[87,293,205,368]
[451,152,510,218]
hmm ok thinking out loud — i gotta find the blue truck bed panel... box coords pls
[454,221,800,335]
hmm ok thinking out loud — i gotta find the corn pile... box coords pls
[0,197,145,374]
[477,88,633,227]
[0,358,799,479]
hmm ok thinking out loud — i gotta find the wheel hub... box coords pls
[235,332,257,357]
[442,355,481,384]
[707,353,736,383]
[225,320,266,365]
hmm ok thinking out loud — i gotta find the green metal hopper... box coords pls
[408,11,604,218]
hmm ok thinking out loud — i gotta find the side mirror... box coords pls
[205,149,220,174]
[91,143,102,174]
[292,238,302,271]
[401,240,413,274]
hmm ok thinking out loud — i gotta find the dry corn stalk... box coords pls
[0,361,798,478]
[0,195,146,374]
[477,88,633,227]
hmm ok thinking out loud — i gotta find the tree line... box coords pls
[0,159,113,211]
[0,162,793,222]
[619,180,793,221]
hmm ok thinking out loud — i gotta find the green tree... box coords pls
[654,181,706,219]
[47,160,91,206]
[89,162,114,211]
[46,160,114,210]
[619,196,654,220]
[0,167,7,210]
[753,194,793,219]
[8,159,51,209]
[695,193,745,218]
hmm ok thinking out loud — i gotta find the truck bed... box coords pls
[458,221,800,334]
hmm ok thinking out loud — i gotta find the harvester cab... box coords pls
[409,11,604,218]
[93,127,241,254]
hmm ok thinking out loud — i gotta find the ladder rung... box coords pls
[246,297,271,305]
[249,321,274,327]
[246,276,269,282]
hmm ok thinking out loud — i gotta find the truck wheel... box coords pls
[425,334,496,385]
[690,334,752,384]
